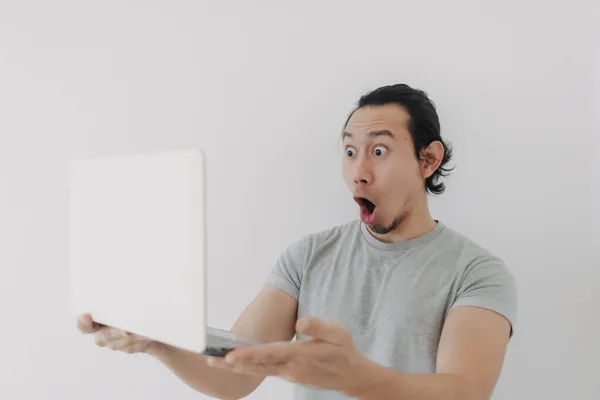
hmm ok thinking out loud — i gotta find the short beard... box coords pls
[368,210,407,235]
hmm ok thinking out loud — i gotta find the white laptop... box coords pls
[69,149,259,356]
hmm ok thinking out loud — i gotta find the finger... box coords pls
[226,342,307,365]
[101,336,151,355]
[232,362,287,377]
[94,327,125,345]
[208,356,288,377]
[77,314,101,334]
[295,317,351,345]
[101,336,134,351]
[205,356,226,368]
[95,328,135,344]
[206,356,240,370]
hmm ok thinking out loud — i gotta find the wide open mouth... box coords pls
[354,197,376,214]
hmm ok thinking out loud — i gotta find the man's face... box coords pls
[342,104,425,235]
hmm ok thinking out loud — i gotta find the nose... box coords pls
[353,157,374,185]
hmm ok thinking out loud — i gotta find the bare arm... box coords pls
[81,283,297,400]
[146,284,297,400]
[358,306,512,400]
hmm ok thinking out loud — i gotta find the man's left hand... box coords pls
[207,317,380,397]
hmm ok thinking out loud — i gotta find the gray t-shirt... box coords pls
[265,220,517,400]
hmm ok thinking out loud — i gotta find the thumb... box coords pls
[77,314,100,334]
[296,317,351,345]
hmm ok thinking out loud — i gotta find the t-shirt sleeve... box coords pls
[264,236,310,301]
[451,260,518,336]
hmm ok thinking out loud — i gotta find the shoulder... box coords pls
[436,223,506,268]
[297,219,362,252]
[276,220,361,265]
[437,224,516,294]
[434,223,516,291]
[439,225,518,334]
[277,219,360,259]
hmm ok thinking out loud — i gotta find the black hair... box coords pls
[343,83,454,195]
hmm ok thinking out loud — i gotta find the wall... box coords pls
[593,0,600,361]
[0,1,597,399]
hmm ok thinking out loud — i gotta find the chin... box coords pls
[369,213,406,235]
[369,223,395,235]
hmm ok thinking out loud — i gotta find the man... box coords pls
[78,83,517,400]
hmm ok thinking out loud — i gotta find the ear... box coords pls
[419,141,444,179]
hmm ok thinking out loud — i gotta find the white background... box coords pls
[1,1,598,399]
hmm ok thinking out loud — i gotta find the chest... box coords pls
[296,255,458,353]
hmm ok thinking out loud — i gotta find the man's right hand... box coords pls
[77,314,153,354]
[75,284,299,399]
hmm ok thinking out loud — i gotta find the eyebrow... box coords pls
[342,130,395,140]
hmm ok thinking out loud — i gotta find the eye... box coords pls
[345,146,356,157]
[373,146,387,156]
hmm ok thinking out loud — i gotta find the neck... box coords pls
[367,199,437,243]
